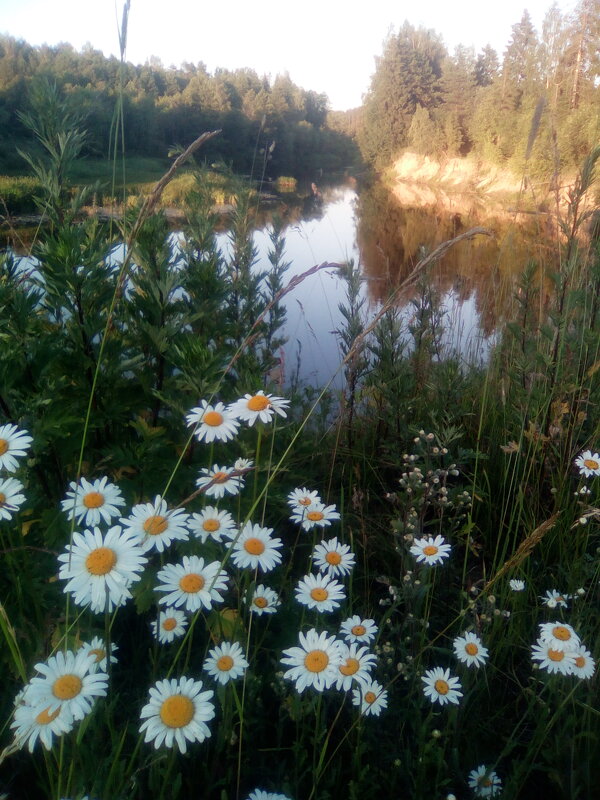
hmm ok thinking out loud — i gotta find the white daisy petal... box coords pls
[295,573,345,613]
[421,667,463,706]
[351,679,388,716]
[340,615,378,645]
[186,401,240,444]
[228,391,289,427]
[155,555,228,612]
[139,677,215,753]
[410,535,451,566]
[468,765,502,798]
[0,477,26,520]
[120,495,189,553]
[203,641,248,685]
[61,477,126,527]
[0,423,33,472]
[58,525,147,614]
[452,631,489,668]
[196,465,243,499]
[230,522,283,573]
[281,628,343,693]
[245,583,281,615]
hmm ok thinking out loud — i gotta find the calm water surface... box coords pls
[231,181,555,388]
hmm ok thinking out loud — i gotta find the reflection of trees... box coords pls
[356,183,558,337]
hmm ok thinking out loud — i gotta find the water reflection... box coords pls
[356,182,558,338]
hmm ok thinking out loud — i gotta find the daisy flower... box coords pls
[410,535,451,566]
[538,621,580,652]
[290,501,340,531]
[468,765,502,798]
[78,637,118,673]
[570,645,596,680]
[340,615,378,645]
[334,643,377,690]
[312,537,355,578]
[0,477,26,520]
[24,650,108,722]
[509,579,525,591]
[120,495,189,553]
[11,689,74,753]
[246,583,281,615]
[0,423,32,472]
[281,628,343,693]
[287,487,321,512]
[574,449,600,477]
[540,589,571,609]
[58,526,147,614]
[139,677,214,753]
[351,679,388,717]
[228,390,289,426]
[531,638,577,675]
[151,608,188,643]
[61,477,126,527]
[186,400,240,444]
[453,632,489,668]
[295,572,346,613]
[188,506,238,543]
[230,522,283,573]
[196,465,243,499]
[234,457,254,471]
[421,667,463,706]
[203,641,249,685]
[155,555,228,612]
[246,791,292,800]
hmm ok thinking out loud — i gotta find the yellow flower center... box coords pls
[583,458,599,470]
[480,778,492,788]
[575,655,586,668]
[244,537,265,555]
[552,625,571,641]
[339,657,360,676]
[143,515,168,536]
[0,439,8,455]
[299,496,312,506]
[179,573,205,593]
[310,587,329,602]
[85,547,117,575]
[213,471,229,483]
[35,706,61,725]
[203,410,223,427]
[351,624,367,637]
[0,492,5,506]
[217,655,234,671]
[465,643,479,656]
[162,617,177,631]
[89,647,106,663]
[253,596,268,608]
[423,545,439,556]
[434,679,449,695]
[325,551,342,565]
[307,511,324,522]
[83,491,105,509]
[52,674,82,700]
[159,694,195,728]
[247,394,270,412]
[364,691,377,704]
[548,648,564,662]
[304,649,329,672]
[203,519,220,532]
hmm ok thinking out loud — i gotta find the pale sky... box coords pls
[0,0,576,110]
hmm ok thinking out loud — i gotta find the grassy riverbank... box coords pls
[0,137,599,800]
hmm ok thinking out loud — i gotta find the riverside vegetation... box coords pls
[1,18,600,800]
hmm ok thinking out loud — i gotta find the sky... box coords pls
[0,0,577,110]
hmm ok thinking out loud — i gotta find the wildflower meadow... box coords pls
[0,86,600,800]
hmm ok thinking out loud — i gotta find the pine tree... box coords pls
[359,22,445,167]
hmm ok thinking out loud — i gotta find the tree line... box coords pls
[0,36,360,179]
[357,1,599,175]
